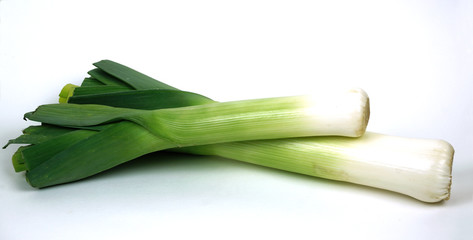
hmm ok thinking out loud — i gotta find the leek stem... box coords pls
[180,133,454,202]
[26,90,370,145]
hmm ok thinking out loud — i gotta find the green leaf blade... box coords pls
[22,129,97,170]
[26,121,174,188]
[87,68,134,89]
[94,60,178,90]
[25,104,144,127]
[68,89,214,110]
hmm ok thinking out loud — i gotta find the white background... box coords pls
[1,0,472,239]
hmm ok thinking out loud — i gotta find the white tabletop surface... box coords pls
[1,0,472,239]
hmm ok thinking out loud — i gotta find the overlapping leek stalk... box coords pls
[180,133,453,202]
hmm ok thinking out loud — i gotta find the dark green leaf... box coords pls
[94,60,178,90]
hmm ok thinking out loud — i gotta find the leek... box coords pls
[4,60,453,203]
[180,133,453,203]
[5,61,369,187]
[19,91,368,188]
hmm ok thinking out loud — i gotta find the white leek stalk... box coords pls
[181,132,454,203]
[146,88,370,144]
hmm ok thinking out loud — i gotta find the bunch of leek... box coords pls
[4,60,453,203]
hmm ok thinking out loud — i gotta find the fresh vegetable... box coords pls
[5,60,369,188]
[4,60,453,203]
